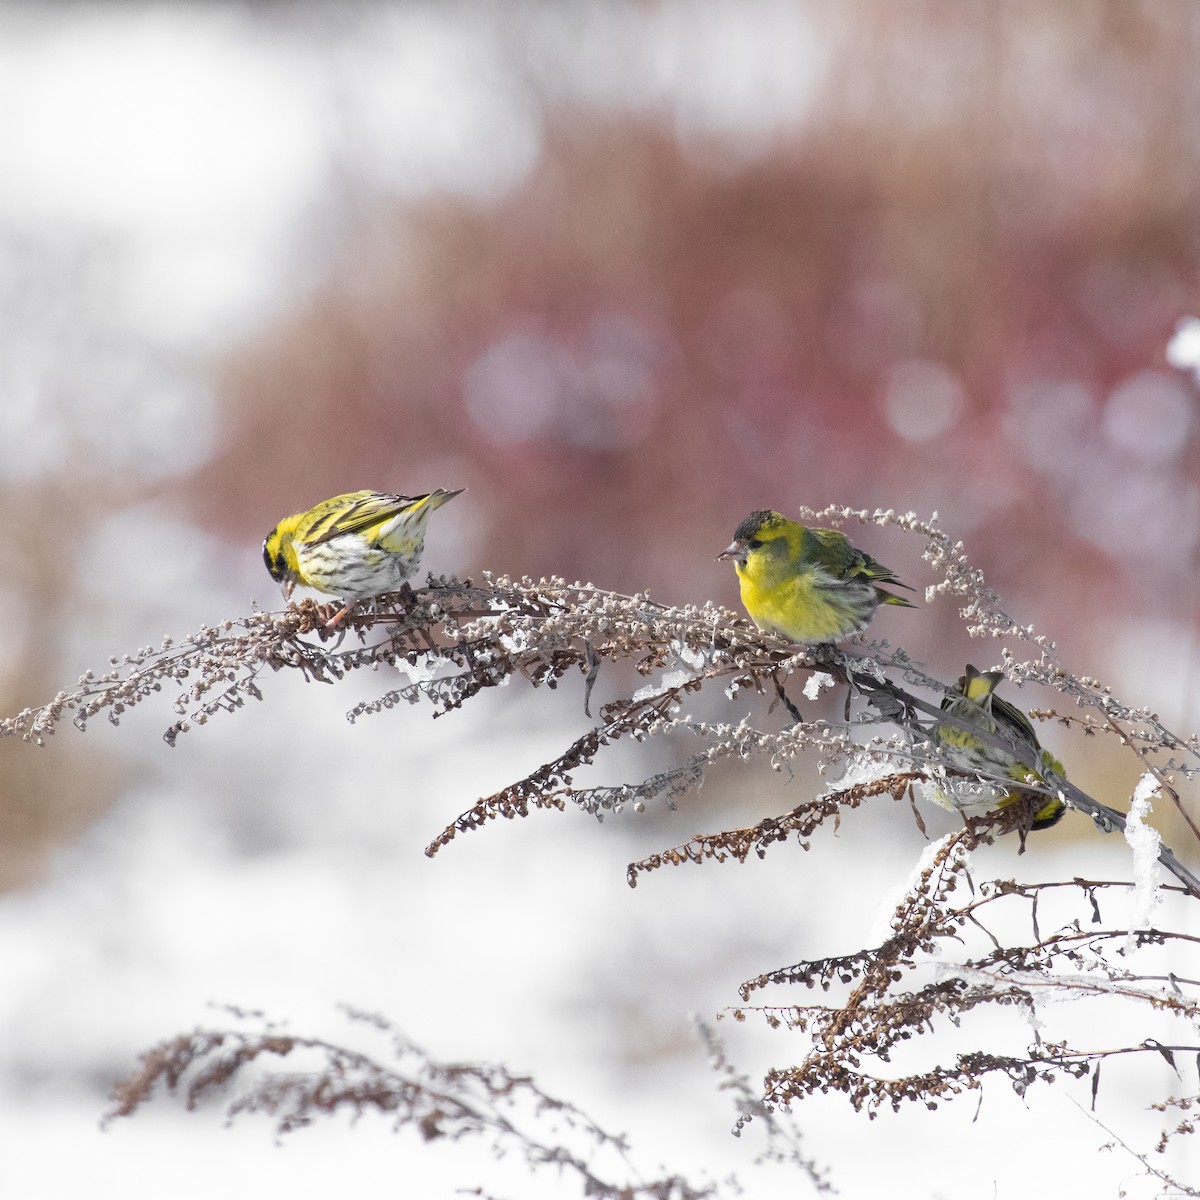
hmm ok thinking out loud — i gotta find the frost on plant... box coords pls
[6,508,1200,1196]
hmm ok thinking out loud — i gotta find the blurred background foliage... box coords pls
[1,0,1198,988]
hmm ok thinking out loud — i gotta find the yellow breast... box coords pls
[737,566,861,642]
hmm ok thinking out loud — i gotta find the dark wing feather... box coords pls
[309,492,429,545]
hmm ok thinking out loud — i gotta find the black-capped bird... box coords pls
[718,509,914,643]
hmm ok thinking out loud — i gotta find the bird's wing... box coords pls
[990,693,1040,746]
[807,527,860,579]
[308,492,428,545]
[808,527,911,591]
[858,550,912,589]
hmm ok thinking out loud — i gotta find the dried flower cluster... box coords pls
[107,1005,727,1200]
[5,507,1199,1195]
[733,831,1198,1142]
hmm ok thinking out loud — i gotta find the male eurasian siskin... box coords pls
[263,488,463,627]
[932,664,1066,830]
[718,509,914,643]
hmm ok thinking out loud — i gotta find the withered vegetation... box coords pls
[107,1005,756,1200]
[7,506,1200,1196]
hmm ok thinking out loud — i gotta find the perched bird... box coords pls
[262,488,464,627]
[718,509,914,643]
[931,664,1066,830]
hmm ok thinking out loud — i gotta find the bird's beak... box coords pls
[717,541,746,565]
[280,579,296,601]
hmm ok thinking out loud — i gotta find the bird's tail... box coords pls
[421,487,465,511]
[876,588,917,609]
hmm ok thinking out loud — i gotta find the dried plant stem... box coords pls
[5,508,1198,1193]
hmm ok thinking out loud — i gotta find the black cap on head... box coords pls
[732,509,780,543]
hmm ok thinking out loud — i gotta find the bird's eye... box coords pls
[747,538,764,550]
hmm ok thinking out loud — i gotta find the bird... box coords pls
[717,509,914,643]
[262,488,464,627]
[931,664,1066,830]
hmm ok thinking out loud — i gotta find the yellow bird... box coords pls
[932,664,1066,830]
[263,488,463,627]
[718,509,914,643]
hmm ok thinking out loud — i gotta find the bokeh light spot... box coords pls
[1166,316,1200,382]
[1005,378,1094,475]
[463,315,664,450]
[882,358,965,442]
[1104,370,1193,464]
[463,331,569,446]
